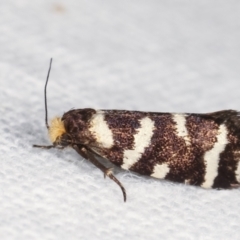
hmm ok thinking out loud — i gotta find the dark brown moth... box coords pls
[34,59,240,201]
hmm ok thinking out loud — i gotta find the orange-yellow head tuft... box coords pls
[48,117,66,143]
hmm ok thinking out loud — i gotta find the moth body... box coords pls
[47,108,240,190]
[34,59,240,201]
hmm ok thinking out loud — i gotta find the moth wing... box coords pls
[87,109,240,188]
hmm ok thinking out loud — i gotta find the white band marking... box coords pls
[89,111,114,149]
[122,117,155,170]
[151,163,170,179]
[172,113,190,145]
[235,158,240,183]
[201,124,228,188]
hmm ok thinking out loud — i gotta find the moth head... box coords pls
[33,59,79,150]
[48,117,71,147]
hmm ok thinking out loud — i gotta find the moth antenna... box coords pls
[45,58,53,130]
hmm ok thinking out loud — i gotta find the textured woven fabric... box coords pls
[1,1,240,239]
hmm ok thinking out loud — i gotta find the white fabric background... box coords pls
[1,1,240,239]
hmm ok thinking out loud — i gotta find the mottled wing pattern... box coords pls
[88,109,240,189]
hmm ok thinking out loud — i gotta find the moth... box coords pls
[34,59,240,201]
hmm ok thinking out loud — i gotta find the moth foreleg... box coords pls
[73,145,127,202]
[33,144,55,149]
[33,144,64,149]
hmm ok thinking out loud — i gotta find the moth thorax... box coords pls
[48,117,66,143]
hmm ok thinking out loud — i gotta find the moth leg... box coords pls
[33,144,64,149]
[230,183,240,189]
[73,145,127,202]
[33,144,55,149]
